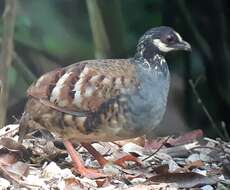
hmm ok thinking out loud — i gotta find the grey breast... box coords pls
[125,59,170,135]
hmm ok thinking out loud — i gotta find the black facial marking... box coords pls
[136,26,184,57]
[142,40,159,60]
[134,26,189,74]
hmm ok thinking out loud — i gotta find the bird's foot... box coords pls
[81,143,141,169]
[113,154,141,168]
[64,140,107,179]
[74,166,107,179]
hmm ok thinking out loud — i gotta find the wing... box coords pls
[27,59,139,115]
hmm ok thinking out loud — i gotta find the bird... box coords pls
[18,26,191,178]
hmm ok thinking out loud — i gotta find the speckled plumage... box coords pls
[19,26,191,143]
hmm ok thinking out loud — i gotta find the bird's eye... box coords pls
[165,35,175,43]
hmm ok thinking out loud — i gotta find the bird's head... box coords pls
[136,26,191,59]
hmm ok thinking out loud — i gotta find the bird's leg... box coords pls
[81,142,141,168]
[81,142,108,166]
[63,140,106,179]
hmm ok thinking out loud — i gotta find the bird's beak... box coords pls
[174,40,192,51]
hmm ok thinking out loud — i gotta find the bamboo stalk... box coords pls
[97,0,126,58]
[86,0,111,58]
[0,0,17,127]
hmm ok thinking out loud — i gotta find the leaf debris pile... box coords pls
[0,124,230,190]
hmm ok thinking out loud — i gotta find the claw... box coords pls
[64,140,107,179]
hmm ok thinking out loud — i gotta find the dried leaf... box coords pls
[222,157,230,178]
[121,142,145,156]
[144,137,167,150]
[162,159,180,172]
[186,153,200,162]
[115,136,146,147]
[4,161,29,177]
[64,177,83,189]
[78,177,98,188]
[0,177,11,189]
[175,160,205,173]
[168,129,203,146]
[149,172,218,188]
[0,153,17,165]
[96,178,107,187]
[216,182,230,190]
[0,124,19,138]
[0,163,21,184]
[153,164,169,174]
[145,130,203,150]
[0,138,30,160]
[187,160,205,170]
[121,183,178,190]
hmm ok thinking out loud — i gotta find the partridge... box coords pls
[18,26,191,178]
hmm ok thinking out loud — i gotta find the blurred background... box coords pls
[0,0,230,139]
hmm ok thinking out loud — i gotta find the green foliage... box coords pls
[15,0,93,58]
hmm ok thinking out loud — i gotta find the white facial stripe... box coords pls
[174,31,183,42]
[153,39,174,52]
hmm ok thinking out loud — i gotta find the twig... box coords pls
[142,136,171,161]
[189,79,225,139]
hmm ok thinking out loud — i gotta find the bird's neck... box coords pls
[128,52,170,134]
[133,52,169,77]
